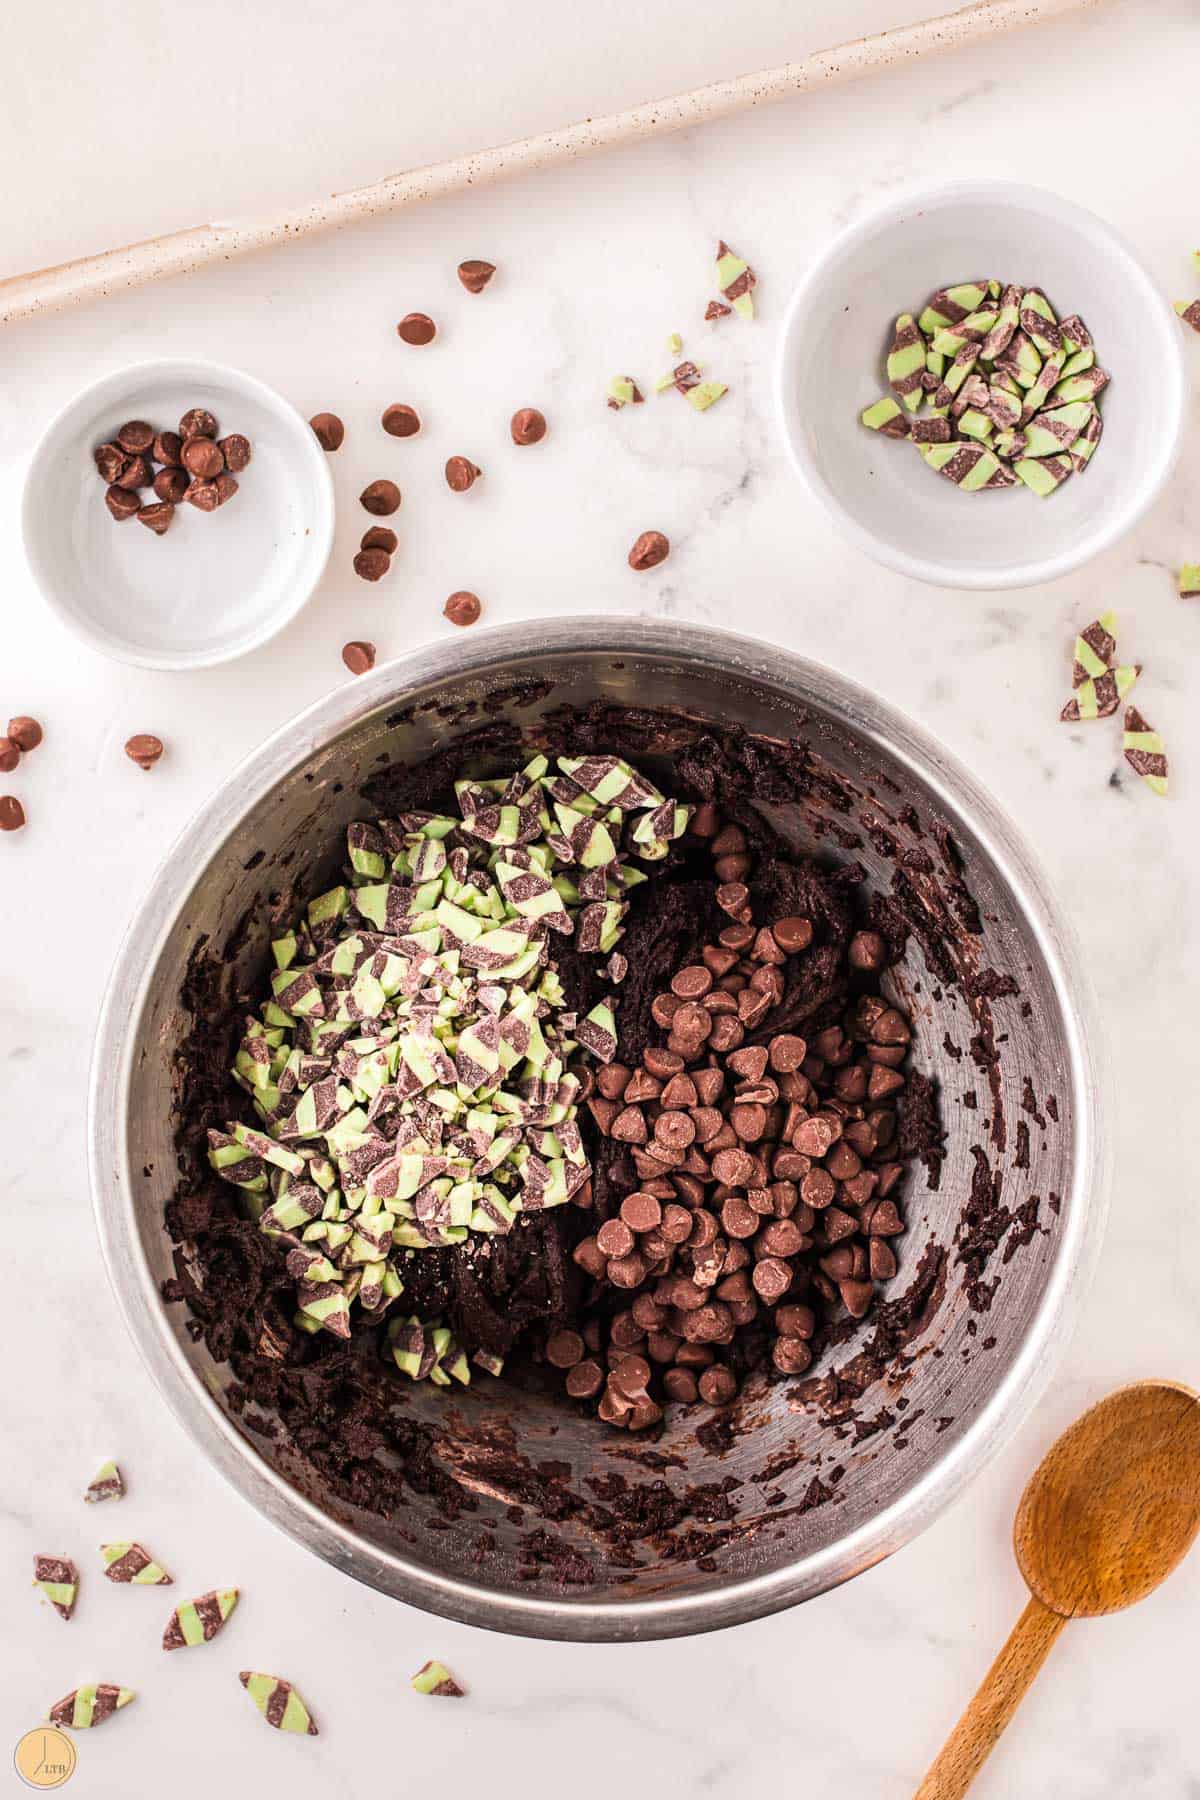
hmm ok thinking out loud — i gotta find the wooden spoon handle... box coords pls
[0,0,1101,328]
[914,1595,1067,1799]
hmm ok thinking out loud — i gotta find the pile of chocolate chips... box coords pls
[93,409,251,535]
[555,807,913,1430]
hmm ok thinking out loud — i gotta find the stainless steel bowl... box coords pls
[89,619,1107,1641]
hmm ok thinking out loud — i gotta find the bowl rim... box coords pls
[87,615,1110,1640]
[773,177,1186,592]
[21,355,335,670]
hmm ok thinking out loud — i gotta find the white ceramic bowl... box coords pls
[775,181,1185,590]
[23,358,334,668]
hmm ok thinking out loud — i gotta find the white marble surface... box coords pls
[4,1,1199,1793]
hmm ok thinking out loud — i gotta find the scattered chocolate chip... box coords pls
[124,734,164,770]
[361,527,398,554]
[0,738,18,774]
[628,530,670,572]
[105,484,141,521]
[382,404,421,438]
[457,259,496,294]
[342,640,376,675]
[7,717,42,753]
[310,412,345,451]
[444,591,481,628]
[116,419,155,454]
[510,407,547,445]
[153,430,183,466]
[179,407,218,440]
[219,433,253,472]
[354,547,391,582]
[137,502,175,535]
[444,456,481,492]
[0,795,25,831]
[153,467,190,504]
[360,479,401,516]
[397,312,437,345]
[214,472,239,506]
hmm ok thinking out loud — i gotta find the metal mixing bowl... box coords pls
[89,619,1106,1641]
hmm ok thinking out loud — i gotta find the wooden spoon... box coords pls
[915,1380,1200,1798]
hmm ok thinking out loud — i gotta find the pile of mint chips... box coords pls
[207,753,690,1387]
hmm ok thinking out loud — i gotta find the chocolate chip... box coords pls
[597,1219,635,1259]
[7,717,42,753]
[768,1033,807,1073]
[354,548,391,582]
[801,1168,836,1209]
[510,407,547,445]
[361,527,398,554]
[772,914,814,952]
[759,1218,806,1258]
[776,1303,816,1339]
[360,479,401,516]
[717,881,750,919]
[153,430,183,466]
[663,1368,699,1403]
[750,1255,791,1302]
[93,442,126,482]
[871,1007,911,1046]
[116,419,155,454]
[793,1114,842,1158]
[214,472,239,507]
[397,312,437,345]
[698,1365,737,1405]
[219,433,252,472]
[545,1329,585,1369]
[565,1359,604,1399]
[621,1192,662,1234]
[310,412,345,451]
[115,455,150,490]
[612,1354,652,1399]
[0,739,17,775]
[444,591,482,628]
[572,1236,606,1279]
[184,480,220,512]
[124,733,164,770]
[671,964,712,999]
[445,455,481,493]
[383,404,421,438]
[457,259,496,294]
[179,408,218,440]
[0,795,25,831]
[628,530,670,571]
[153,467,190,504]
[137,502,175,535]
[105,484,141,521]
[341,641,376,675]
[839,1278,875,1319]
[772,1337,813,1374]
[606,1252,647,1290]
[849,929,887,972]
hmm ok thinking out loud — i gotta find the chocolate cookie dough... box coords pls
[166,713,946,1533]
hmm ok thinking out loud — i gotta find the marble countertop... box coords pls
[4,1,1198,1793]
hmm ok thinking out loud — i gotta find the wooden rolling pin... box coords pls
[0,0,1100,328]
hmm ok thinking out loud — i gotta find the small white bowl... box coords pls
[23,358,334,668]
[775,181,1185,590]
